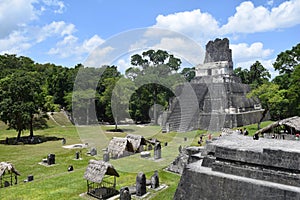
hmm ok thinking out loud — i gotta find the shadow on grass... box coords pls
[106,128,136,133]
[0,135,64,145]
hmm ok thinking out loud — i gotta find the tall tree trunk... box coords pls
[258,109,268,130]
[17,130,21,141]
[29,115,34,138]
[115,116,118,130]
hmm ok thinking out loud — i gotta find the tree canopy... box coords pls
[234,61,270,89]
[0,72,45,140]
[0,41,299,137]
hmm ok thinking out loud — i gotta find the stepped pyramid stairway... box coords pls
[162,83,208,132]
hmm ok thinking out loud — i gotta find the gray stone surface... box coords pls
[47,154,55,165]
[167,146,203,174]
[136,172,146,196]
[162,38,265,132]
[150,171,159,189]
[175,163,300,200]
[174,132,300,199]
[154,143,161,159]
[90,147,97,156]
[204,38,232,64]
[120,186,131,200]
[103,152,109,162]
[140,151,150,158]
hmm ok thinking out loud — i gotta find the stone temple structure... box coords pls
[174,131,300,200]
[162,38,264,132]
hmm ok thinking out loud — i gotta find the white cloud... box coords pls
[0,0,69,56]
[115,58,131,73]
[267,0,274,6]
[0,0,36,38]
[42,0,65,14]
[48,34,105,60]
[0,31,32,54]
[153,37,204,65]
[0,0,67,39]
[153,9,220,42]
[151,0,300,40]
[0,19,78,55]
[82,35,105,53]
[230,42,273,63]
[221,0,300,34]
[37,21,76,42]
[84,46,115,67]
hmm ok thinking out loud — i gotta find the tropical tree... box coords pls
[234,61,270,88]
[248,83,289,122]
[234,67,250,84]
[128,49,182,124]
[248,61,271,88]
[273,43,300,74]
[0,72,45,140]
[180,67,195,82]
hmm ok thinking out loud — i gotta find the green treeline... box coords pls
[0,43,299,139]
[235,43,300,121]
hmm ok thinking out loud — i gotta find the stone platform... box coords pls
[174,133,300,200]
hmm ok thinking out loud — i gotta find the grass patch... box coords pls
[0,114,274,199]
[0,119,185,200]
[236,121,274,136]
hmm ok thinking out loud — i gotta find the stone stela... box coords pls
[154,142,161,160]
[136,172,146,196]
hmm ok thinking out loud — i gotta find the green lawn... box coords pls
[0,114,186,200]
[0,113,274,199]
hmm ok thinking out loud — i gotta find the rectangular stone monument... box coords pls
[154,143,161,159]
[47,154,55,165]
[136,172,146,196]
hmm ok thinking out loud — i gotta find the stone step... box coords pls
[175,163,300,200]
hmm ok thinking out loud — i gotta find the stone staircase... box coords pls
[162,83,208,132]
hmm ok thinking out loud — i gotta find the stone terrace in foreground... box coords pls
[175,133,300,200]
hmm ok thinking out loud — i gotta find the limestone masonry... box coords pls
[174,132,300,200]
[162,38,265,132]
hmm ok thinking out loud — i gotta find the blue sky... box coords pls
[1,0,300,77]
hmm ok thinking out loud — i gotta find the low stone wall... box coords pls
[215,146,300,171]
[212,160,300,187]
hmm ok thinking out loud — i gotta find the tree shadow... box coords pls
[0,135,64,145]
[106,128,135,133]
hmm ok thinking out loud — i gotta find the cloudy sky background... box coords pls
[0,0,300,78]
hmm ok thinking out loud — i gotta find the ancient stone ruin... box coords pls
[150,171,159,189]
[136,172,146,196]
[47,154,55,165]
[120,186,131,200]
[154,142,162,159]
[103,151,110,162]
[174,132,300,199]
[162,38,265,132]
[167,146,203,175]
